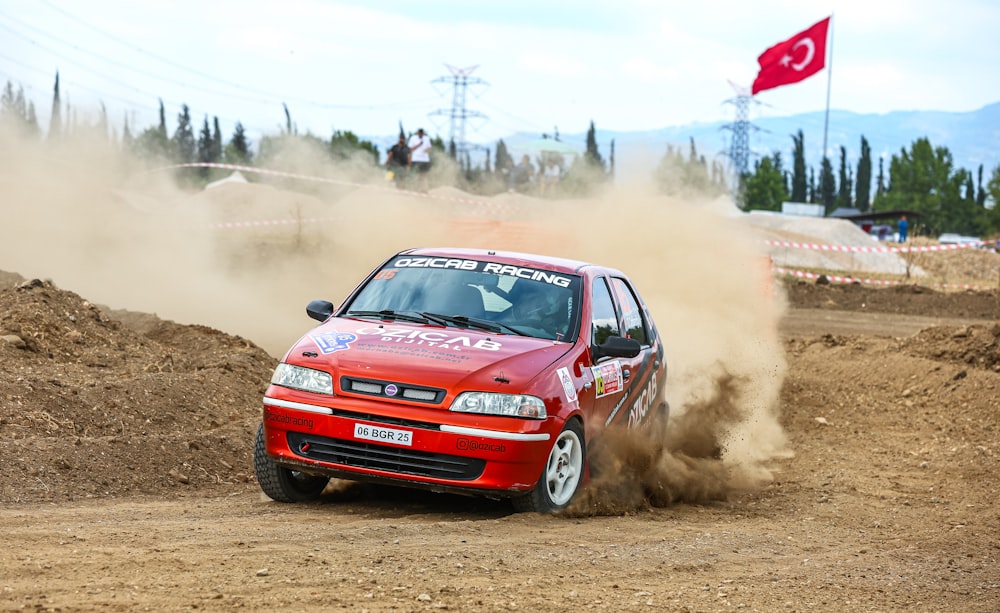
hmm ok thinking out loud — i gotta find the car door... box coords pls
[606,276,663,428]
[584,276,634,428]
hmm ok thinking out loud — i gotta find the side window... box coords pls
[610,277,649,345]
[591,278,621,347]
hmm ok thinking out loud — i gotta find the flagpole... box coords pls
[822,14,834,159]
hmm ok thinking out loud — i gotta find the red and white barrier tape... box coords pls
[212,217,338,230]
[773,266,994,291]
[764,239,988,253]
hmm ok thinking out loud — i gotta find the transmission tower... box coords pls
[721,81,763,204]
[430,64,488,159]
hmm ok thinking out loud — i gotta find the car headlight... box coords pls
[449,392,547,419]
[271,363,333,395]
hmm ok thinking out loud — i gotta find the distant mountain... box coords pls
[490,102,1000,182]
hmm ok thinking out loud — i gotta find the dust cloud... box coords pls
[0,124,790,514]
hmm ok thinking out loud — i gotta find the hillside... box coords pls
[484,101,1000,183]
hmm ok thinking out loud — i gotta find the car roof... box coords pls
[397,247,623,277]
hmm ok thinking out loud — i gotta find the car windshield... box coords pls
[343,257,582,342]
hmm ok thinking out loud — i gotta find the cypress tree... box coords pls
[836,146,852,209]
[212,117,223,164]
[197,115,213,177]
[226,121,251,164]
[856,136,872,212]
[157,99,167,140]
[584,120,605,171]
[819,157,836,214]
[876,157,886,198]
[976,164,987,207]
[790,130,807,202]
[173,104,195,163]
[48,71,62,141]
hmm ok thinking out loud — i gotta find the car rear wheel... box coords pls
[253,423,329,502]
[512,419,585,513]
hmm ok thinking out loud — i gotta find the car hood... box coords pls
[285,318,573,392]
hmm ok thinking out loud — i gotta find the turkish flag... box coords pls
[751,17,830,95]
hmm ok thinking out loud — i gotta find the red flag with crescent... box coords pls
[751,17,830,95]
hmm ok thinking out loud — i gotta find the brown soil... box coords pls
[1,270,997,612]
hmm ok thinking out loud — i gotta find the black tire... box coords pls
[512,419,585,513]
[253,423,329,502]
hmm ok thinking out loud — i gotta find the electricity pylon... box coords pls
[430,64,488,160]
[722,80,761,204]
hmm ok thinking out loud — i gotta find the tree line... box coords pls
[0,74,617,197]
[3,73,997,234]
[739,129,1000,237]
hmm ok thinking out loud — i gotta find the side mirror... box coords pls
[595,335,641,359]
[306,299,335,322]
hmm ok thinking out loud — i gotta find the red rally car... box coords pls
[254,247,669,513]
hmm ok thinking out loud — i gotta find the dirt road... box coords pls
[2,279,997,612]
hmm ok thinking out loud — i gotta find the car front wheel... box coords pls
[512,419,585,513]
[253,423,329,502]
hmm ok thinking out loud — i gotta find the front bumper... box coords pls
[261,394,555,495]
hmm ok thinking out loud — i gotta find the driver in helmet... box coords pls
[507,280,568,340]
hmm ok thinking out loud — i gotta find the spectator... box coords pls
[540,158,560,196]
[385,134,410,189]
[897,215,909,243]
[508,155,535,193]
[408,128,432,192]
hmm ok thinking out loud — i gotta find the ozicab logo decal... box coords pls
[355,326,502,351]
[627,371,659,428]
[390,258,572,287]
[310,330,358,354]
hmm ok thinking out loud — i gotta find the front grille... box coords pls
[340,376,446,404]
[287,432,485,481]
[326,408,441,431]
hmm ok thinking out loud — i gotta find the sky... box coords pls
[2,0,999,149]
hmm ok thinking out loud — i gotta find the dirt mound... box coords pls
[0,277,275,503]
[783,278,999,319]
[902,237,1000,283]
[903,323,1000,371]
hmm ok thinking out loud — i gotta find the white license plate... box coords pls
[353,422,413,447]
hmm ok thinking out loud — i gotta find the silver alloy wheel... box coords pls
[545,428,583,506]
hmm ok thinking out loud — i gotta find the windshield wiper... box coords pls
[344,309,430,324]
[421,313,530,336]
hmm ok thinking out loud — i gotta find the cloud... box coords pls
[518,52,588,78]
[620,57,679,82]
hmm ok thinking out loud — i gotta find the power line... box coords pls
[23,2,440,113]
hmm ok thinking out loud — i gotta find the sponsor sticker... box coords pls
[353,422,413,446]
[591,361,624,398]
[556,367,577,402]
[310,330,358,354]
